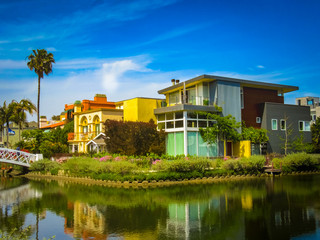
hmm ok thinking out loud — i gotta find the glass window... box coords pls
[175,132,184,155]
[166,112,174,120]
[166,121,174,129]
[158,122,165,130]
[307,99,314,105]
[175,120,183,128]
[240,88,244,109]
[299,121,304,131]
[169,91,180,105]
[305,121,310,131]
[280,120,286,131]
[187,120,197,128]
[198,113,207,119]
[175,112,183,119]
[95,124,100,133]
[187,112,197,119]
[271,119,277,130]
[187,132,197,156]
[158,114,165,121]
[198,121,207,128]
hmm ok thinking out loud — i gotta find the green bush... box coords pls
[272,152,320,172]
[152,158,211,173]
[221,155,265,174]
[29,159,61,173]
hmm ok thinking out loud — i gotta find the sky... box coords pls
[0,0,320,121]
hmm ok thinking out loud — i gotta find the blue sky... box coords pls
[0,0,320,120]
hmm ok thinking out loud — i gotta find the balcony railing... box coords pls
[163,97,212,107]
[68,131,101,141]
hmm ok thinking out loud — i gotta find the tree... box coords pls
[0,101,17,147]
[27,49,55,128]
[12,99,37,141]
[199,113,241,144]
[311,117,320,153]
[104,120,166,156]
[241,126,269,144]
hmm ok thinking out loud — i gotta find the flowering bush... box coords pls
[99,155,113,162]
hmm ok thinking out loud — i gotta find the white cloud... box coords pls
[257,65,265,69]
[46,47,57,52]
[100,59,149,91]
[0,59,26,69]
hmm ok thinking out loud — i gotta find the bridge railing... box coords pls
[0,148,37,166]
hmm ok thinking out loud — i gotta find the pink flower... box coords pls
[152,159,161,165]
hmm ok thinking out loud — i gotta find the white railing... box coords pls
[0,148,39,167]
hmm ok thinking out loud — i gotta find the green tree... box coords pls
[0,101,17,147]
[199,113,241,144]
[241,126,269,144]
[104,119,166,156]
[12,99,37,141]
[27,49,55,128]
[311,117,320,153]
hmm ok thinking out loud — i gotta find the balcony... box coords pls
[68,131,101,141]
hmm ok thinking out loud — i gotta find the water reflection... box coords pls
[0,175,320,239]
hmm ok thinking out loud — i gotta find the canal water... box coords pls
[1,175,320,240]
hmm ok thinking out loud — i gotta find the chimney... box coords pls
[175,79,180,84]
[171,79,176,85]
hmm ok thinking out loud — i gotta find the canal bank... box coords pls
[24,170,320,189]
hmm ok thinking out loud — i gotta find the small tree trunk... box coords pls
[37,75,41,129]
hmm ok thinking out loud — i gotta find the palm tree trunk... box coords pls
[6,121,9,148]
[37,75,40,129]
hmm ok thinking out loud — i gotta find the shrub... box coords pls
[29,159,61,173]
[221,155,265,174]
[272,152,320,172]
[152,158,211,173]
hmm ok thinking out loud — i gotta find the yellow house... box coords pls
[115,97,163,123]
[68,96,164,153]
[68,96,123,153]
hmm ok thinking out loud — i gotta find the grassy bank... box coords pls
[27,153,320,182]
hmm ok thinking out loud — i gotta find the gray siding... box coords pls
[216,81,241,123]
[261,103,311,154]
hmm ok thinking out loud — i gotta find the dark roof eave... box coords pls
[158,74,299,94]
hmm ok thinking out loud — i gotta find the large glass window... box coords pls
[187,132,197,156]
[169,91,180,105]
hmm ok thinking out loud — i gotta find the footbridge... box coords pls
[0,148,39,168]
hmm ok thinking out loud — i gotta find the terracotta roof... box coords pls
[40,121,65,129]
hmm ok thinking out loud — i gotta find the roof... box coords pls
[158,74,299,94]
[73,108,123,115]
[40,121,65,129]
[116,97,164,105]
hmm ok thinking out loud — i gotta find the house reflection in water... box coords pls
[64,201,107,240]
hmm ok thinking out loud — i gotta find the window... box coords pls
[307,99,314,106]
[240,88,244,109]
[271,119,278,130]
[299,121,311,131]
[256,117,261,123]
[280,119,286,131]
[169,91,180,105]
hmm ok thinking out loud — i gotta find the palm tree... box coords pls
[12,99,37,141]
[0,101,17,147]
[27,49,55,128]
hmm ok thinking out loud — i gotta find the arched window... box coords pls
[93,115,100,134]
[80,116,88,134]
